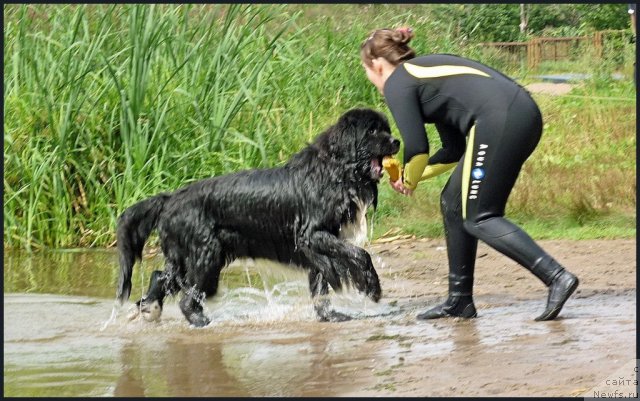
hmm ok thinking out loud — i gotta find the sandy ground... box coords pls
[371,236,635,304]
[330,237,637,397]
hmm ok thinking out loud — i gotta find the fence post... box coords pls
[527,38,540,70]
[594,31,603,58]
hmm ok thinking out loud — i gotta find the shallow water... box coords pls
[3,249,636,396]
[4,249,399,396]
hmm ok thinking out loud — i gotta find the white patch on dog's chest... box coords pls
[339,199,369,247]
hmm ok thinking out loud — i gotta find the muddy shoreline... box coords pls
[338,238,637,396]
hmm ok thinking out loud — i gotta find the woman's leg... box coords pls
[461,91,579,321]
[417,158,479,319]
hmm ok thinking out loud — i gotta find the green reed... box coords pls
[3,4,636,249]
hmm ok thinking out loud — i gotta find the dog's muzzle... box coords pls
[371,138,401,181]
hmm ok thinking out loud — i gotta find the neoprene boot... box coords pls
[417,273,477,319]
[528,255,579,321]
[419,172,479,320]
[463,215,580,321]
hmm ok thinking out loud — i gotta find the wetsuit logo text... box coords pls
[468,144,489,200]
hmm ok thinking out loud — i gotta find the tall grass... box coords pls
[4,4,295,249]
[3,4,636,249]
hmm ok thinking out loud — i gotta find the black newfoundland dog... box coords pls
[115,108,400,327]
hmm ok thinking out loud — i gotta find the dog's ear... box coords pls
[312,128,334,160]
[314,108,388,162]
[312,117,359,161]
[327,111,362,161]
[332,116,362,161]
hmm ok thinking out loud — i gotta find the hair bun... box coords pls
[361,27,416,66]
[393,27,414,44]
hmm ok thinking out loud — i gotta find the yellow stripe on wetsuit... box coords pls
[404,63,491,79]
[461,125,476,220]
[421,162,457,181]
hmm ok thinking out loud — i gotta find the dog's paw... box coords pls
[127,299,162,322]
[126,303,141,321]
[366,279,382,303]
[187,314,211,328]
[367,288,382,303]
[330,311,352,322]
[140,300,162,322]
[317,310,352,322]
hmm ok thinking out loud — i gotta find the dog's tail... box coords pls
[115,193,169,305]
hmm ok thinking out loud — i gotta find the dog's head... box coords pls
[316,108,400,182]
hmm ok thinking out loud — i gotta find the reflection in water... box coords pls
[451,320,481,352]
[4,289,637,396]
[114,339,254,397]
[4,249,129,298]
[114,342,146,397]
[110,324,382,396]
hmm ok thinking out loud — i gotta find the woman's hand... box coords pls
[390,178,413,196]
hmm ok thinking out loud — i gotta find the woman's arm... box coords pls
[420,122,465,180]
[384,79,430,190]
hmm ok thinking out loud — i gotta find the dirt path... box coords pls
[525,82,575,95]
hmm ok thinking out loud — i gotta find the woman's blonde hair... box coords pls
[360,27,416,67]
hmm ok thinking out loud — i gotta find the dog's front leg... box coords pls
[307,231,382,302]
[179,287,211,328]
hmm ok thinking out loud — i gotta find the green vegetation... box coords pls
[449,4,631,42]
[4,4,636,250]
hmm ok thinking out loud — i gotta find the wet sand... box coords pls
[3,239,636,396]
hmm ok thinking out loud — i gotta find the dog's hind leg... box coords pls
[130,267,179,322]
[178,241,225,328]
[180,265,222,328]
[308,268,351,322]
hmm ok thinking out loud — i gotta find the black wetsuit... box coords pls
[383,54,568,304]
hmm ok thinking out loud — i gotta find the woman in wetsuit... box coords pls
[361,27,579,321]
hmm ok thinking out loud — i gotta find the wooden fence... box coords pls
[480,30,629,70]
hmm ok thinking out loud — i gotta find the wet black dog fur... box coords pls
[115,108,400,327]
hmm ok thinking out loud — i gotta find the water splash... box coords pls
[100,302,120,331]
[200,260,314,324]
[367,209,375,248]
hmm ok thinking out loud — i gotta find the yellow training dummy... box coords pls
[382,156,457,189]
[382,156,402,182]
